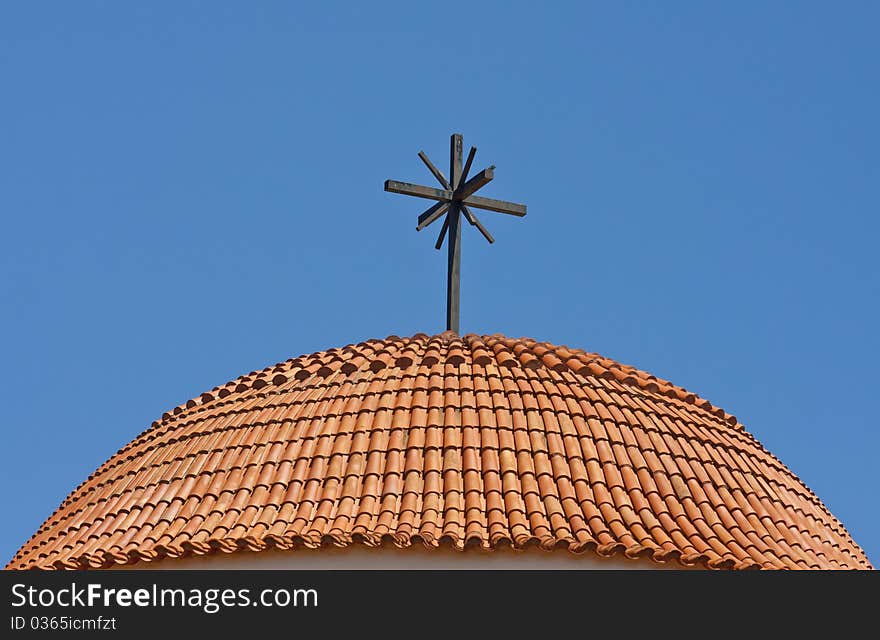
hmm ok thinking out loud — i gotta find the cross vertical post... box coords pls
[446,204,461,333]
[384,133,527,334]
[446,134,463,333]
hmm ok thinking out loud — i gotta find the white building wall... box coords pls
[131,546,688,570]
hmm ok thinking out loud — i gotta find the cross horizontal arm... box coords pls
[462,194,527,217]
[416,201,450,230]
[454,166,494,201]
[462,205,495,244]
[385,180,452,202]
[418,151,451,190]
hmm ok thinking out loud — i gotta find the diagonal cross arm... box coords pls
[454,166,494,201]
[416,201,450,230]
[460,146,477,184]
[434,215,450,249]
[462,205,495,244]
[418,151,451,190]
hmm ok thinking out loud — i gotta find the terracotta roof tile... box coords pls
[7,332,871,570]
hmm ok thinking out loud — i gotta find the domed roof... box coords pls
[9,332,870,570]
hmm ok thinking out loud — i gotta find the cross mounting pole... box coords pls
[447,134,463,333]
[383,133,527,334]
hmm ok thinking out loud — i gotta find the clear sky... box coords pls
[2,2,877,567]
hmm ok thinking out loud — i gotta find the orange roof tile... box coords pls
[8,332,871,570]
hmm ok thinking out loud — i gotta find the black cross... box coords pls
[384,133,527,334]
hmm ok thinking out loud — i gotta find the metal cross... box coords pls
[384,133,527,334]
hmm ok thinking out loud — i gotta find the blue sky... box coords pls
[1,2,877,567]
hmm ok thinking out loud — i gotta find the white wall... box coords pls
[130,546,688,570]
